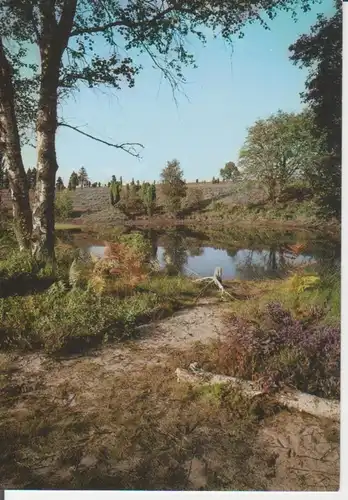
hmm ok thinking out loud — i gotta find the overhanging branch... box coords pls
[58,122,144,158]
[70,5,176,37]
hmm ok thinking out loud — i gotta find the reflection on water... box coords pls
[84,226,340,281]
[88,245,106,259]
[161,230,188,276]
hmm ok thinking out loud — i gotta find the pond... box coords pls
[69,226,340,281]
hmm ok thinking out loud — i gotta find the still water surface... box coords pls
[88,244,314,280]
[74,226,339,280]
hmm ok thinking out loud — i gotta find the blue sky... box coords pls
[22,0,336,185]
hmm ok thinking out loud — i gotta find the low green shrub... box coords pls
[55,190,73,220]
[0,286,161,353]
[0,250,198,354]
[119,232,152,261]
[0,250,38,277]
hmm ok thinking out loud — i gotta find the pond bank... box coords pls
[63,212,340,235]
[60,223,340,283]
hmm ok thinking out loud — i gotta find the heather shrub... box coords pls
[216,302,340,399]
[184,188,204,210]
[118,196,144,216]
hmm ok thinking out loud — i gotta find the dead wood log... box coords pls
[194,267,234,300]
[175,365,340,422]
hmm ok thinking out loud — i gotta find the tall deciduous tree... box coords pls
[0,0,320,257]
[289,0,341,218]
[0,37,33,250]
[238,110,320,202]
[26,168,32,189]
[26,167,37,189]
[27,168,37,189]
[220,161,240,181]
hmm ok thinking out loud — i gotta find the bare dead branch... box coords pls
[194,267,234,300]
[57,121,144,158]
[70,5,176,37]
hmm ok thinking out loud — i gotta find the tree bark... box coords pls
[31,75,60,260]
[31,1,77,260]
[0,38,32,250]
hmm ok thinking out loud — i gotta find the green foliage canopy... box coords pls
[238,110,321,202]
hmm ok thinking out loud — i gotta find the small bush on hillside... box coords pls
[278,181,313,202]
[118,196,144,217]
[212,201,225,213]
[96,226,126,242]
[184,188,204,211]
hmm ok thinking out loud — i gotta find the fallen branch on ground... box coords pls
[194,267,234,301]
[175,364,340,422]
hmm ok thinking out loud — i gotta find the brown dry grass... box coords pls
[0,349,279,490]
[0,342,339,491]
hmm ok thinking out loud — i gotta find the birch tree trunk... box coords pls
[31,71,60,260]
[0,38,32,250]
[31,1,77,260]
